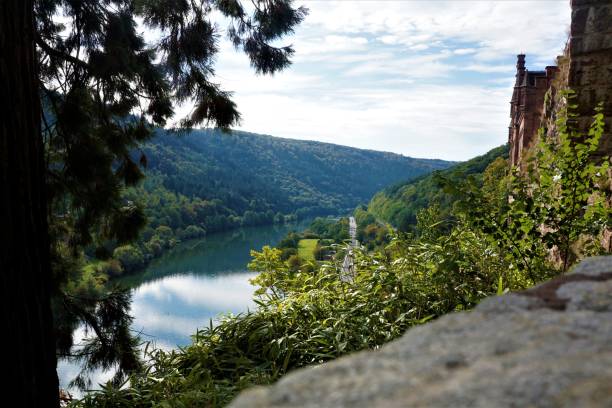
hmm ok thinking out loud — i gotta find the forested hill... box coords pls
[368,144,509,231]
[136,128,453,223]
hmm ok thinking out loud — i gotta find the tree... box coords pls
[113,245,145,272]
[1,0,306,405]
[1,2,58,406]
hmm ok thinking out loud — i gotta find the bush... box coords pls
[98,259,124,278]
[77,225,527,407]
[113,245,145,273]
[144,237,163,257]
[155,225,173,241]
[286,254,302,271]
[280,247,297,260]
[179,225,206,240]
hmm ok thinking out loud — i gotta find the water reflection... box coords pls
[130,272,258,348]
[58,221,309,393]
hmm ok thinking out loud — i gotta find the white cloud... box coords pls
[304,0,569,61]
[230,82,511,160]
[343,52,454,78]
[454,48,477,55]
[460,64,514,74]
[197,1,571,160]
[409,44,429,51]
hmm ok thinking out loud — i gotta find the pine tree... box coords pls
[0,0,306,405]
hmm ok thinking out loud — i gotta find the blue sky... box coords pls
[208,1,571,161]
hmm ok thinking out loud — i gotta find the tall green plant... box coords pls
[451,95,610,277]
[526,95,610,270]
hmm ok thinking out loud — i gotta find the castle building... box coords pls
[509,0,612,167]
[508,55,558,166]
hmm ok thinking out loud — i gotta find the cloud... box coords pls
[230,82,511,160]
[195,1,571,160]
[460,64,514,74]
[343,51,454,78]
[454,48,477,55]
[304,0,569,61]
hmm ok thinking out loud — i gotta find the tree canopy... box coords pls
[39,0,307,263]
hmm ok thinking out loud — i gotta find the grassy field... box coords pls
[297,239,319,261]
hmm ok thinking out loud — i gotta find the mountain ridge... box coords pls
[105,128,454,273]
[138,128,454,221]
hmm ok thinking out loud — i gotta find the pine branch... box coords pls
[35,35,89,70]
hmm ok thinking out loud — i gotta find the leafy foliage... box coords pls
[74,219,524,407]
[353,206,390,250]
[38,0,307,391]
[306,217,350,242]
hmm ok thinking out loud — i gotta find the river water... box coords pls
[58,220,310,393]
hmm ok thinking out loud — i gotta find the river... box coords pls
[57,220,311,393]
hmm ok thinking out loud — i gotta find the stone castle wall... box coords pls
[508,56,557,166]
[569,0,612,157]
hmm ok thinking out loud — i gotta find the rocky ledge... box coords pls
[230,256,612,408]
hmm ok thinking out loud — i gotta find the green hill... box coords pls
[368,145,509,231]
[131,128,453,233]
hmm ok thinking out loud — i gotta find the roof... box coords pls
[521,70,547,86]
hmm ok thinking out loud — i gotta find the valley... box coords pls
[4,1,610,406]
[95,129,453,276]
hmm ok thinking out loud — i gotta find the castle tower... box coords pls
[508,55,558,166]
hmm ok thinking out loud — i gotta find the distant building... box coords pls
[508,55,558,166]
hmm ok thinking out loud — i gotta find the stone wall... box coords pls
[569,0,612,157]
[230,256,612,408]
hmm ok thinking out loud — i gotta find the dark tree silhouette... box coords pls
[1,2,58,406]
[0,0,306,405]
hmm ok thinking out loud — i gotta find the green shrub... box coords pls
[179,225,206,240]
[280,247,297,260]
[98,259,124,278]
[449,97,610,275]
[113,245,145,273]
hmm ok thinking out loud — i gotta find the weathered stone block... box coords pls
[571,7,589,35]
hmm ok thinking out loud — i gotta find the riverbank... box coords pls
[86,217,313,283]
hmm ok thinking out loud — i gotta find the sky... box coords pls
[209,1,571,161]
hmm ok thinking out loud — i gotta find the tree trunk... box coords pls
[0,1,59,406]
